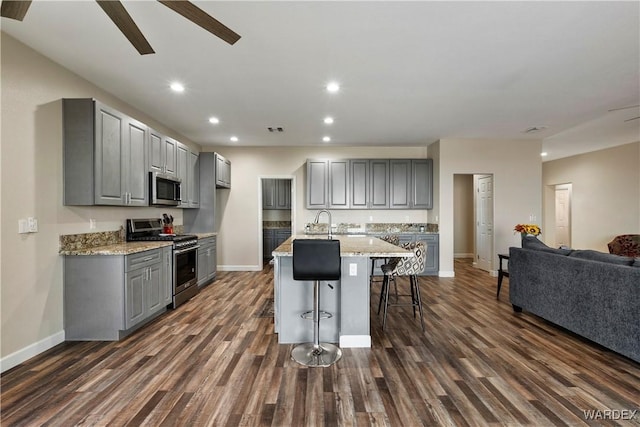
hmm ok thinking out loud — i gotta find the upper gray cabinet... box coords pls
[307,158,432,210]
[149,129,177,177]
[188,150,200,208]
[306,159,349,209]
[263,179,291,210]
[350,159,389,209]
[215,153,231,189]
[63,98,148,206]
[175,143,199,209]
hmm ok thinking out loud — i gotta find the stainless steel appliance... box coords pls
[149,172,181,206]
[126,218,199,308]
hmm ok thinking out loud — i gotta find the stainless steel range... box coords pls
[126,218,199,308]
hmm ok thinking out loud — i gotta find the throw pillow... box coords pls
[568,249,634,266]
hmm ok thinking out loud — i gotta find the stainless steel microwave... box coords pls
[149,172,181,206]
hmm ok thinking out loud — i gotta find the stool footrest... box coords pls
[301,310,332,320]
[291,342,342,367]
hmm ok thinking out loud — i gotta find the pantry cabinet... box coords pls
[263,179,291,210]
[63,98,148,206]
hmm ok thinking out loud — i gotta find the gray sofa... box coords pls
[509,237,640,363]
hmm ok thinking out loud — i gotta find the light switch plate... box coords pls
[349,263,357,276]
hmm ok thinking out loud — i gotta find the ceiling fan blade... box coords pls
[608,104,640,112]
[158,0,241,45]
[96,0,155,55]
[623,116,640,122]
[1,0,32,21]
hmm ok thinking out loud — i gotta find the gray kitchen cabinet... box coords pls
[350,159,389,209]
[415,233,439,275]
[64,247,169,341]
[197,236,217,287]
[63,98,148,206]
[184,153,216,233]
[306,159,329,208]
[389,160,412,209]
[306,159,349,209]
[149,129,177,177]
[411,159,433,209]
[215,153,231,188]
[188,150,200,208]
[263,179,291,210]
[263,228,291,259]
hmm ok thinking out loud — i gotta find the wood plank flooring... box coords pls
[2,259,639,426]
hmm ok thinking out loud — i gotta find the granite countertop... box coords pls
[304,230,438,236]
[272,235,413,257]
[60,241,173,256]
[194,232,217,239]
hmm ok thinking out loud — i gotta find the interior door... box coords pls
[555,184,572,247]
[475,174,494,272]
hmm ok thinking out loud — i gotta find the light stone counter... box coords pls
[59,241,173,256]
[194,232,217,239]
[272,235,412,258]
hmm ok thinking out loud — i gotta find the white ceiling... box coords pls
[2,1,639,161]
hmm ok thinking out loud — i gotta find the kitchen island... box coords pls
[272,235,412,348]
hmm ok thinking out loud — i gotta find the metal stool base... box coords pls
[291,343,342,367]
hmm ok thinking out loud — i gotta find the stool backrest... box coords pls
[381,234,400,246]
[393,242,427,276]
[293,239,342,281]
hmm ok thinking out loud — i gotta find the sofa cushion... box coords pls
[568,249,634,266]
[633,258,640,268]
[522,236,572,255]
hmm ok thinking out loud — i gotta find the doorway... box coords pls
[554,184,572,247]
[259,177,294,268]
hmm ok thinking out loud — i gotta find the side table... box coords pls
[497,254,510,299]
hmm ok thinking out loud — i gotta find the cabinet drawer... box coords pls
[199,236,216,249]
[126,249,161,272]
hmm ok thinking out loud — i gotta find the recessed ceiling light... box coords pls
[170,82,185,93]
[208,117,220,124]
[323,136,331,142]
[324,117,334,125]
[326,82,340,93]
[230,136,238,142]
[541,152,548,157]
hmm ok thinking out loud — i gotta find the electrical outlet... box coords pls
[18,219,29,234]
[27,217,38,232]
[349,263,357,276]
[89,219,97,229]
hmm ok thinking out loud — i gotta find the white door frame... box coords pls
[258,175,296,268]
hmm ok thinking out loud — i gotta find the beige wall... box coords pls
[542,141,640,251]
[206,146,432,270]
[453,174,474,257]
[436,138,543,275]
[0,34,197,365]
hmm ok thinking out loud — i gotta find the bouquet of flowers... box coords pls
[514,224,541,236]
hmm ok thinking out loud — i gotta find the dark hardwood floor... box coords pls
[2,259,639,426]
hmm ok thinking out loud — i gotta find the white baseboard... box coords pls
[217,265,262,272]
[339,335,371,348]
[439,271,455,277]
[1,330,65,373]
[454,253,474,259]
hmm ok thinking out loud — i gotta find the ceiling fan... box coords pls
[608,104,640,122]
[0,0,240,55]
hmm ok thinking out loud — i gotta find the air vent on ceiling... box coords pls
[523,126,548,134]
[267,127,284,132]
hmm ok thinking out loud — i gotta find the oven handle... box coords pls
[174,245,200,255]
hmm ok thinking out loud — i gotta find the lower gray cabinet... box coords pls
[162,246,173,306]
[197,236,217,287]
[263,228,291,259]
[64,247,170,341]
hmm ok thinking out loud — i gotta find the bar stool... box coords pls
[370,234,400,298]
[378,242,426,331]
[291,238,342,367]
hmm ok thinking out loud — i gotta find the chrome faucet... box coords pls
[313,209,332,239]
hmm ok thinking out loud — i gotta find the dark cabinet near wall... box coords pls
[307,158,432,210]
[263,179,291,210]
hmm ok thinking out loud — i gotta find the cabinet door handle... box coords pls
[142,256,154,262]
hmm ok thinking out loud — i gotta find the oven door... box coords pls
[174,245,199,294]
